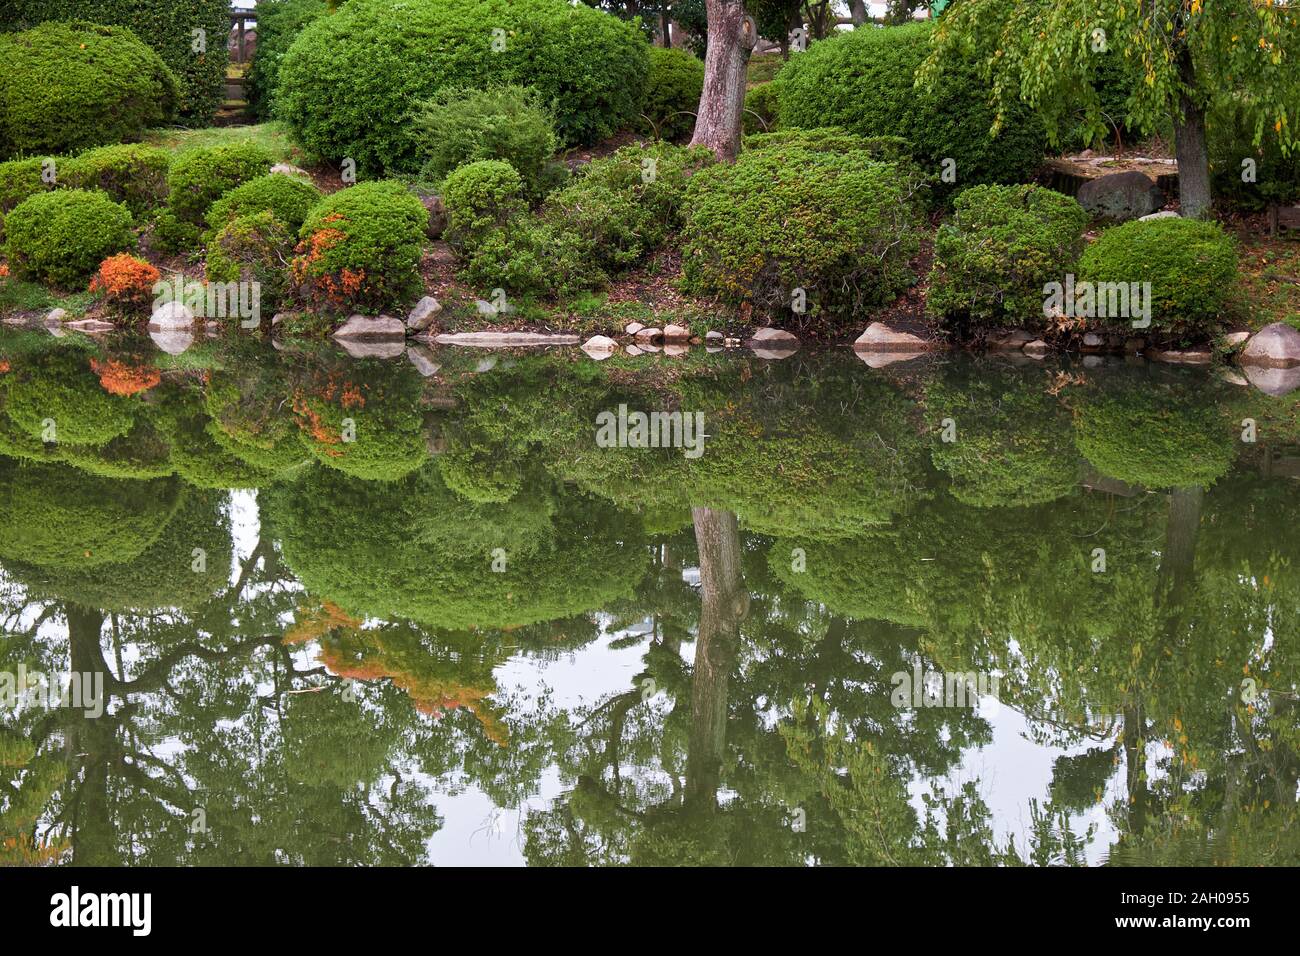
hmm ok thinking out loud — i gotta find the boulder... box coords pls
[333,314,407,341]
[854,322,932,352]
[1077,171,1166,221]
[581,335,619,359]
[150,301,195,330]
[1239,322,1300,368]
[662,323,691,343]
[406,296,442,332]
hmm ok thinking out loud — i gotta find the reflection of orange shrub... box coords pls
[0,263,9,279]
[284,600,362,646]
[0,360,10,374]
[88,253,160,309]
[89,358,161,396]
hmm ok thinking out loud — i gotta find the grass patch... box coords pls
[0,278,93,318]
[142,122,303,165]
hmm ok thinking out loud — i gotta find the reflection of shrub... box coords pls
[3,351,137,447]
[777,22,1046,195]
[166,142,275,225]
[770,533,924,626]
[276,0,649,173]
[929,185,1088,328]
[412,86,560,199]
[0,22,178,156]
[641,47,704,141]
[62,144,171,219]
[1077,218,1238,335]
[438,446,523,504]
[681,145,923,317]
[4,190,135,287]
[291,181,428,313]
[0,460,180,570]
[205,173,322,235]
[291,372,429,482]
[1074,378,1236,489]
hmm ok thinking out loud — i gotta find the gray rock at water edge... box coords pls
[986,329,1035,351]
[1082,332,1105,348]
[625,321,646,337]
[406,296,443,332]
[407,345,441,377]
[1220,331,1251,350]
[581,335,619,359]
[432,331,581,347]
[854,322,930,352]
[634,326,664,344]
[749,327,799,347]
[333,314,407,341]
[1239,322,1300,368]
[150,301,195,330]
[46,307,69,323]
[1243,364,1300,396]
[705,330,724,342]
[1022,339,1051,356]
[1077,171,1166,221]
[662,323,691,343]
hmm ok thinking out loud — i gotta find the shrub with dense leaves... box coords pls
[681,144,924,318]
[743,82,782,135]
[928,185,1088,328]
[206,211,296,314]
[166,142,275,225]
[0,22,178,157]
[442,161,530,254]
[62,144,171,219]
[205,173,322,236]
[291,181,429,312]
[275,0,649,174]
[412,86,561,199]
[4,190,135,287]
[5,0,230,123]
[89,254,161,311]
[1077,218,1238,334]
[246,0,330,120]
[641,46,704,141]
[777,21,1046,195]
[1,351,137,449]
[0,157,57,237]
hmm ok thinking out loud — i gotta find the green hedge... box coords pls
[2,0,230,124]
[275,0,650,175]
[0,21,178,158]
[4,190,136,287]
[245,0,330,120]
[62,144,172,219]
[205,173,322,235]
[641,46,704,141]
[928,184,1088,328]
[777,22,1047,196]
[167,142,276,225]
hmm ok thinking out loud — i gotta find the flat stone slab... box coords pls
[1240,322,1300,368]
[334,314,406,341]
[430,331,581,347]
[1148,348,1212,365]
[854,322,933,352]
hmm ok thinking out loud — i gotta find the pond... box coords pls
[0,330,1297,866]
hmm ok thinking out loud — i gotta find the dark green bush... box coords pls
[928,185,1088,327]
[62,144,171,219]
[4,190,135,287]
[246,0,330,120]
[743,82,782,135]
[292,181,429,313]
[166,142,276,225]
[275,0,650,175]
[681,145,925,318]
[777,21,1047,195]
[205,173,322,235]
[1077,218,1238,334]
[4,0,230,123]
[1209,101,1300,211]
[744,127,915,163]
[641,46,704,141]
[411,86,561,198]
[0,157,57,237]
[206,211,296,314]
[442,161,529,253]
[0,22,178,157]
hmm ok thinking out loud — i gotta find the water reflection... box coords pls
[0,332,1297,866]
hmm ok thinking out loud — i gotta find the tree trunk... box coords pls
[1172,49,1212,218]
[683,507,748,809]
[849,0,868,26]
[690,1,757,163]
[660,7,672,47]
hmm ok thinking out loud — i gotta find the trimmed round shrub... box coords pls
[777,21,1046,194]
[205,212,296,314]
[166,142,276,225]
[442,161,529,254]
[246,0,331,120]
[1077,218,1238,335]
[275,0,650,174]
[0,157,58,238]
[743,81,782,135]
[681,144,924,318]
[641,46,704,141]
[61,144,171,219]
[0,22,178,157]
[291,181,429,313]
[412,85,561,199]
[205,173,322,235]
[3,190,135,287]
[928,184,1088,328]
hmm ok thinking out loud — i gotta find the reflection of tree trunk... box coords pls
[684,508,748,810]
[1158,486,1203,628]
[1121,701,1147,837]
[1172,48,1212,218]
[64,605,115,866]
[690,1,757,162]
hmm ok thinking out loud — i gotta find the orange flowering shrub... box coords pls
[88,253,161,310]
[89,358,162,396]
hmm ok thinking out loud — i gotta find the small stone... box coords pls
[1138,210,1180,221]
[1220,330,1251,350]
[270,163,312,179]
[625,322,646,336]
[988,329,1034,350]
[705,330,724,342]
[333,314,407,340]
[854,322,930,352]
[46,307,68,323]
[724,337,742,348]
[581,335,619,359]
[662,323,691,343]
[150,301,195,330]
[406,296,443,331]
[1240,322,1300,368]
[749,326,799,346]
[634,326,663,343]
[1082,332,1105,348]
[1022,339,1051,355]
